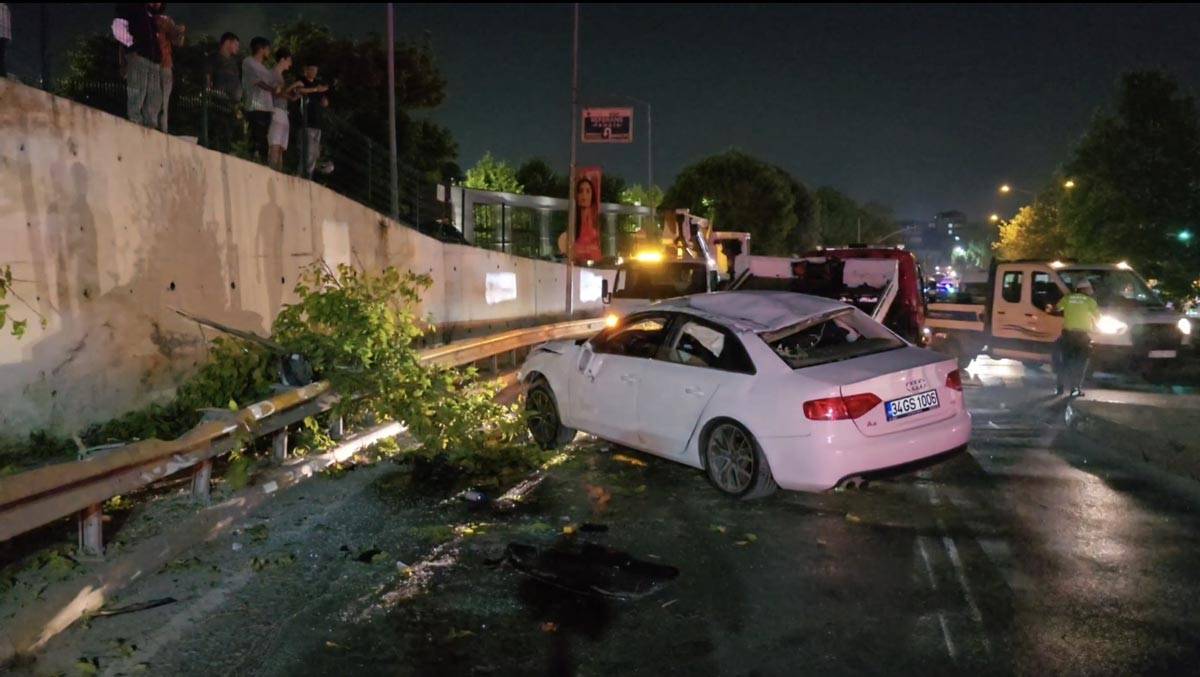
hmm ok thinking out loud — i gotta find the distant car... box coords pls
[519,291,972,498]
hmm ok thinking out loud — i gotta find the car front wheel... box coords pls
[525,381,577,449]
[703,421,776,499]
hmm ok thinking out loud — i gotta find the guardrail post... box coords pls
[491,355,499,375]
[273,428,289,462]
[192,459,213,503]
[78,503,104,558]
[330,417,344,441]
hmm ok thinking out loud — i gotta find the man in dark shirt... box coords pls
[116,3,163,128]
[205,31,241,152]
[294,64,330,177]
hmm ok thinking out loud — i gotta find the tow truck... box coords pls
[926,259,1193,372]
[600,210,749,321]
[728,245,929,345]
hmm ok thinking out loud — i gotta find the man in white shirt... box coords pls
[241,36,278,162]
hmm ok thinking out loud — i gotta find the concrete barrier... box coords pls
[0,81,612,435]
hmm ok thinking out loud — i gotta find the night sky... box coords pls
[8,3,1200,221]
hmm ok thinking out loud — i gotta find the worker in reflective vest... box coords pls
[1053,279,1100,396]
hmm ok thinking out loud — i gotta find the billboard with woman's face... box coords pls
[558,166,603,264]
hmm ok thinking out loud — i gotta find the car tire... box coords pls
[702,421,777,500]
[525,380,577,450]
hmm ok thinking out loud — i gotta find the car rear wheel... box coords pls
[703,421,776,500]
[525,381,577,449]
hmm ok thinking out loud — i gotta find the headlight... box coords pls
[1179,318,1193,336]
[604,312,620,328]
[1096,315,1128,335]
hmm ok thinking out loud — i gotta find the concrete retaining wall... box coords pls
[0,81,610,436]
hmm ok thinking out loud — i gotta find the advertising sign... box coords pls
[582,107,634,143]
[558,166,604,264]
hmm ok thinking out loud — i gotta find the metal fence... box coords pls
[39,77,445,234]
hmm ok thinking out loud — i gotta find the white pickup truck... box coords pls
[926,260,1193,372]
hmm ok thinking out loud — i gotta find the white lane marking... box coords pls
[938,612,958,660]
[917,536,939,590]
[939,525,983,624]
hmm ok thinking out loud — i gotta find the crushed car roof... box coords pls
[654,291,852,333]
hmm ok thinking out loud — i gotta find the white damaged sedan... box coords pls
[520,291,971,498]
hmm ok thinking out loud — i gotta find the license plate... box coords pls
[885,390,940,421]
[1148,350,1177,359]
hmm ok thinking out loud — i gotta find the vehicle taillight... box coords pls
[945,369,963,391]
[803,393,882,420]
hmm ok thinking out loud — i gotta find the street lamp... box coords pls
[1179,229,1194,243]
[1063,179,1076,189]
[989,213,1000,223]
[999,183,1035,197]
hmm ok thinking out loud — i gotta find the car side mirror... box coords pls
[601,278,611,304]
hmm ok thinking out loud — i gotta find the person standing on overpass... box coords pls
[1054,279,1101,397]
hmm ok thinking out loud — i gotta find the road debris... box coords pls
[501,541,679,601]
[92,597,178,618]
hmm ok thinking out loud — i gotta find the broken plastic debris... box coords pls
[612,454,647,468]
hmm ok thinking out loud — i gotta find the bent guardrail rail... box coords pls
[0,318,604,550]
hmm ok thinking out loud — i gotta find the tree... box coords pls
[464,152,523,193]
[1060,70,1200,297]
[811,187,896,246]
[515,158,566,197]
[994,198,1071,260]
[664,150,798,254]
[619,184,664,210]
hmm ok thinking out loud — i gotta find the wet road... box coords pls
[22,361,1200,675]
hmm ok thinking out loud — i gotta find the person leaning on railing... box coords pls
[241,36,277,164]
[206,31,243,153]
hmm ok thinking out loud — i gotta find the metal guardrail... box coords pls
[0,318,604,550]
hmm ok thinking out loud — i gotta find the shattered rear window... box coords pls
[763,309,904,369]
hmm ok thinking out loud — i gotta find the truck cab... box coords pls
[928,259,1193,371]
[606,250,719,316]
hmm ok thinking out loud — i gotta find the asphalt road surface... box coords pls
[20,361,1200,676]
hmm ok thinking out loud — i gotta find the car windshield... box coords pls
[762,308,905,369]
[614,262,708,299]
[1058,268,1164,308]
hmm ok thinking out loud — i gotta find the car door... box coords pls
[991,264,1031,342]
[570,313,672,446]
[635,317,755,458]
[1028,269,1066,343]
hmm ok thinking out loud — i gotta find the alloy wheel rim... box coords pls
[526,389,557,445]
[707,424,754,493]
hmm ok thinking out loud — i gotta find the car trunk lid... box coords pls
[800,347,962,437]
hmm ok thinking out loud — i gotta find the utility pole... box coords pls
[386,3,400,221]
[565,3,580,316]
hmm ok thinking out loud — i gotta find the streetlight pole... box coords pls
[565,3,580,316]
[386,3,399,221]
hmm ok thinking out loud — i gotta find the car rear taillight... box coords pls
[803,393,882,420]
[945,369,963,391]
